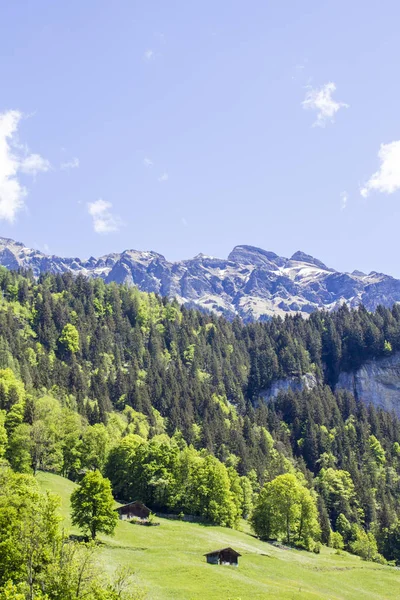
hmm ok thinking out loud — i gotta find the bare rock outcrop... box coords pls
[336,352,400,415]
[260,373,318,401]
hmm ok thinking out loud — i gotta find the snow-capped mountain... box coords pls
[1,237,399,321]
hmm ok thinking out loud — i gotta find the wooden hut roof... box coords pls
[115,500,150,512]
[204,547,242,557]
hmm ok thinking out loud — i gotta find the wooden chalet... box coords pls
[204,547,241,566]
[115,501,151,521]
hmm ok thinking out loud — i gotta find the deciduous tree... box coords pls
[71,471,118,540]
[250,473,320,547]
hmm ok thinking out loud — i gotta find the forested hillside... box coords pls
[2,266,400,573]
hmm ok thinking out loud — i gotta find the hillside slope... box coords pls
[2,237,400,320]
[37,472,400,600]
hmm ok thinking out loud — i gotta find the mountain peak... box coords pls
[0,236,25,248]
[228,245,286,268]
[290,251,331,271]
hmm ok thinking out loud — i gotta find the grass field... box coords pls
[37,471,400,600]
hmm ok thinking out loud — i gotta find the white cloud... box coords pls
[158,171,168,182]
[181,217,188,227]
[0,109,50,221]
[144,49,154,61]
[360,140,400,198]
[61,157,79,170]
[143,157,153,167]
[20,153,51,175]
[340,191,348,210]
[302,82,349,127]
[87,199,121,234]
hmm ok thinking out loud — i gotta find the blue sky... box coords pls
[1,1,400,275]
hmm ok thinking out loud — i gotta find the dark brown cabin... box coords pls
[115,501,151,521]
[204,547,241,566]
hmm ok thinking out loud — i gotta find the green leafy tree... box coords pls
[6,423,32,473]
[104,434,144,499]
[0,467,61,598]
[71,471,118,540]
[4,402,25,437]
[316,468,357,523]
[336,513,352,546]
[81,424,111,472]
[368,435,386,466]
[330,531,344,549]
[0,581,25,599]
[350,526,383,562]
[186,454,239,527]
[250,473,320,547]
[29,396,64,474]
[239,475,254,518]
[59,323,80,354]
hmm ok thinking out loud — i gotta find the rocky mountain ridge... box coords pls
[1,236,400,321]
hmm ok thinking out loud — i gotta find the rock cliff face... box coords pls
[337,353,400,415]
[260,373,318,400]
[260,357,400,415]
[1,237,400,321]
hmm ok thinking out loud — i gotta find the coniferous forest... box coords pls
[3,267,400,596]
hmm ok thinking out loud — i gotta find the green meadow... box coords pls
[37,471,399,600]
